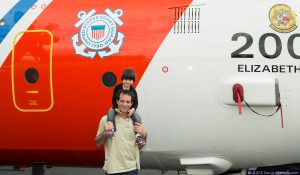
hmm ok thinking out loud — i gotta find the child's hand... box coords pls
[127,108,135,117]
[115,108,121,114]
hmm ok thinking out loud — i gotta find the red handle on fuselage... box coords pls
[233,84,244,115]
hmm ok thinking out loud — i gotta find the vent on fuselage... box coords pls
[170,6,201,34]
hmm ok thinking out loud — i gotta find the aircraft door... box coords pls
[11,30,54,112]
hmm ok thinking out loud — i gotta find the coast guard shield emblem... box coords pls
[71,8,125,59]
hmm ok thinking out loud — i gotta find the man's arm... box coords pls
[95,134,106,147]
[134,123,147,150]
[94,119,113,147]
[95,118,105,147]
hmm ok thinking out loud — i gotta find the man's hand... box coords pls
[134,123,147,139]
[127,108,135,117]
[104,121,114,133]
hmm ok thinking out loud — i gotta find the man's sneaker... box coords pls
[135,134,145,147]
[104,129,114,138]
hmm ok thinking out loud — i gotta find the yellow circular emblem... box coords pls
[269,4,297,33]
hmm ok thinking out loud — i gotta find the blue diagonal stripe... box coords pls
[0,0,38,44]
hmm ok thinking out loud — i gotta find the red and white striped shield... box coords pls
[90,25,105,40]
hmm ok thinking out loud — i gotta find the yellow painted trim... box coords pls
[26,90,39,94]
[11,30,54,112]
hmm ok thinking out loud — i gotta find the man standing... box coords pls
[95,90,147,175]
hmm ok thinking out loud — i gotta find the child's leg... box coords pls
[107,108,116,131]
[130,111,141,125]
[131,111,145,146]
[130,111,142,135]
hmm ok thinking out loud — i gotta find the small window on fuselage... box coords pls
[25,68,39,84]
[102,72,117,88]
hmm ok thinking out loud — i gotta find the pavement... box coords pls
[0,166,181,175]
